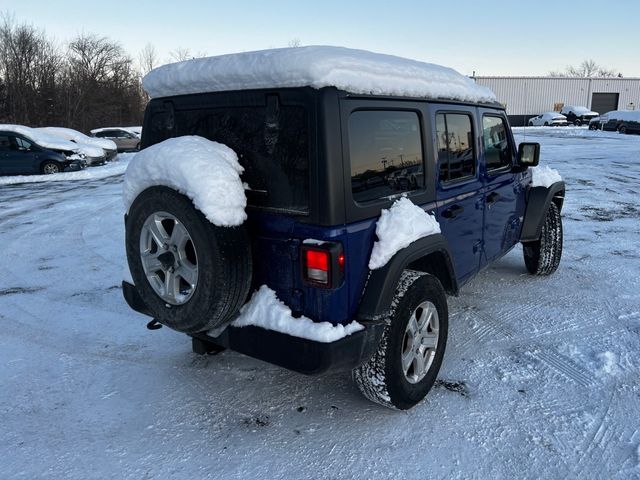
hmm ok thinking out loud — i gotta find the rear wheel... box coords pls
[126,186,252,333]
[544,122,549,126]
[353,271,448,410]
[619,125,627,134]
[41,161,61,174]
[574,119,582,126]
[523,202,563,275]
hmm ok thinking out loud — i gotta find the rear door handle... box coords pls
[486,192,500,206]
[442,204,464,219]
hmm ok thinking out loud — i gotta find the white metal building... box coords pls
[474,77,640,126]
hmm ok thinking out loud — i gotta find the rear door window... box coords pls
[436,113,476,183]
[348,110,424,204]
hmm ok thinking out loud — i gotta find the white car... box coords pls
[40,127,118,163]
[528,112,568,127]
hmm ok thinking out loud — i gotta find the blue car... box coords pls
[122,47,565,410]
[0,130,85,175]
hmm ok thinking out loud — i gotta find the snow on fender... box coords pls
[530,165,562,188]
[123,136,247,227]
[368,196,441,270]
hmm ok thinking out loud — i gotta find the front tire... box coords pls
[41,161,61,174]
[574,119,582,126]
[523,202,563,275]
[619,125,627,134]
[353,271,448,410]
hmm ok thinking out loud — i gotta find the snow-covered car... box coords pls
[91,127,140,152]
[0,124,86,162]
[39,127,118,163]
[559,105,598,126]
[528,112,568,127]
[0,127,85,175]
[592,110,640,134]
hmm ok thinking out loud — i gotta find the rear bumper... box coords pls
[122,281,384,375]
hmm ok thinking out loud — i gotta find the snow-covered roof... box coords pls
[40,127,118,152]
[604,110,640,121]
[0,124,78,152]
[142,46,497,104]
[562,106,596,115]
[90,127,139,136]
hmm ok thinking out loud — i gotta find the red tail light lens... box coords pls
[301,242,345,288]
[305,250,329,283]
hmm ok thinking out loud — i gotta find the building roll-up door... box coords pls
[591,93,619,114]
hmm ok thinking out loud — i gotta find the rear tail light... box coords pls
[301,242,345,288]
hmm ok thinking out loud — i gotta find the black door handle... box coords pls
[486,192,500,206]
[442,204,464,219]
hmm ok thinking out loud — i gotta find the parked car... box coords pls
[0,127,85,175]
[528,112,568,127]
[591,110,640,134]
[40,127,118,162]
[91,127,140,152]
[559,105,598,126]
[122,46,564,410]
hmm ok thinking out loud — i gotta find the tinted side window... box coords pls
[349,110,424,204]
[95,132,106,138]
[482,116,512,171]
[436,113,475,183]
[0,135,10,149]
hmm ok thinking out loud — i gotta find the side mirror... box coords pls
[517,142,540,168]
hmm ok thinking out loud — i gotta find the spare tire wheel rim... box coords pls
[139,211,198,305]
[401,301,439,384]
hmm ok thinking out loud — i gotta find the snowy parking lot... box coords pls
[1,128,639,479]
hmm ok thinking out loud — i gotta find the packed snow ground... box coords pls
[1,127,639,479]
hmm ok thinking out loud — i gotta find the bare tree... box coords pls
[169,47,192,62]
[287,37,301,48]
[0,14,60,125]
[549,59,621,78]
[138,43,158,76]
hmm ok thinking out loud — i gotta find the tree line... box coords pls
[0,15,145,133]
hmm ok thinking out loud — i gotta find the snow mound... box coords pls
[228,285,364,343]
[530,165,563,188]
[369,197,441,270]
[123,136,246,227]
[142,46,496,104]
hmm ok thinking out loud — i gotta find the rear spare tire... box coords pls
[126,186,252,333]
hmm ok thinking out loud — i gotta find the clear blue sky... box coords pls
[3,0,639,76]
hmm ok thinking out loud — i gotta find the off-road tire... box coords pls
[126,186,252,333]
[523,202,563,275]
[353,271,448,410]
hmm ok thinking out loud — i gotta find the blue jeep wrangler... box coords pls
[122,48,564,410]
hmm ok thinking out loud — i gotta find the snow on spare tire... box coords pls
[123,136,252,334]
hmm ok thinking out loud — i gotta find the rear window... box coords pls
[150,102,309,214]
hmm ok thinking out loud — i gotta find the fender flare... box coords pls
[356,234,457,323]
[520,181,565,242]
